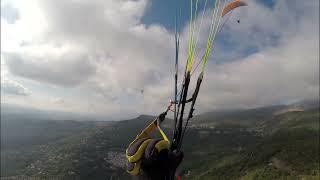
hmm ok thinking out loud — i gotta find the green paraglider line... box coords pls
[175,0,228,151]
[172,0,248,151]
[173,0,182,136]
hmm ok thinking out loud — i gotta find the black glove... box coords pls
[139,147,183,180]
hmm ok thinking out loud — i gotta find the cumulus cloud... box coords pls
[140,0,319,113]
[1,55,31,96]
[2,0,172,91]
[1,0,318,118]
[52,97,64,105]
[3,50,96,87]
[1,79,31,96]
[195,0,319,111]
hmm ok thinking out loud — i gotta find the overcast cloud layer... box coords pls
[1,0,319,120]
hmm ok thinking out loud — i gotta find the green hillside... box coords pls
[1,106,319,180]
[186,110,319,180]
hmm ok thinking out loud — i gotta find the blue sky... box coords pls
[142,0,208,31]
[1,0,319,120]
[141,0,278,63]
[142,0,276,32]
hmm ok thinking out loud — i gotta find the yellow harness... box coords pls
[126,113,171,175]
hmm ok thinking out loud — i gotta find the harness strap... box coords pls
[126,105,172,176]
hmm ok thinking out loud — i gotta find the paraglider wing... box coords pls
[221,0,247,17]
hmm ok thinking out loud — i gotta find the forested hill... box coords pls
[1,101,319,180]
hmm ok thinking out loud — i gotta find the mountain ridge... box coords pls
[1,100,319,179]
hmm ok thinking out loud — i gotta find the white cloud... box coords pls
[1,56,31,96]
[1,79,31,96]
[4,49,96,87]
[195,0,319,111]
[52,97,64,105]
[1,0,318,119]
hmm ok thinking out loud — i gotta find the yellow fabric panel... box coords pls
[127,161,141,175]
[126,116,171,176]
[155,140,170,152]
[157,125,169,142]
[126,139,152,163]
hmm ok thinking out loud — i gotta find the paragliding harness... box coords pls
[125,81,201,178]
[125,0,248,178]
[126,103,173,176]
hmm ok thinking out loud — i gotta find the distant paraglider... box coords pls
[221,0,248,17]
[218,0,247,32]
